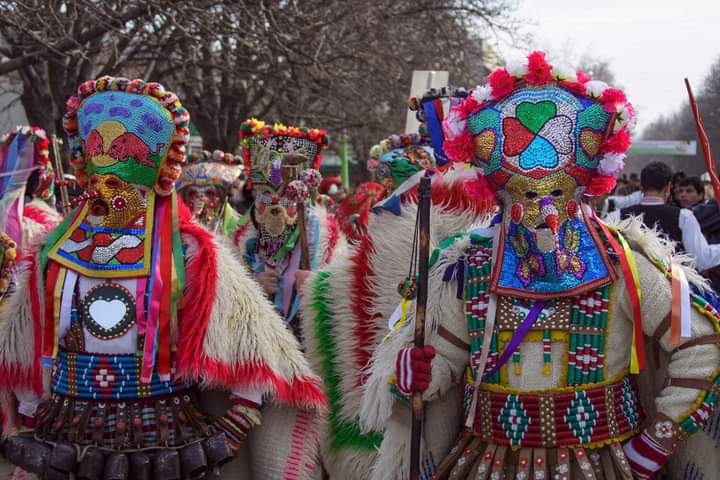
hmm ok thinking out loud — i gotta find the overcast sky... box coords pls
[504,0,720,136]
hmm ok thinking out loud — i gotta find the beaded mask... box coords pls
[177,150,242,230]
[367,133,436,192]
[239,119,327,268]
[47,77,190,278]
[443,51,635,298]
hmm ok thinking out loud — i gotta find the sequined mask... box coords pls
[462,85,619,298]
[87,173,147,228]
[240,119,327,268]
[181,184,225,227]
[78,93,174,189]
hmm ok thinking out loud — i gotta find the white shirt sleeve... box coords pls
[608,190,643,210]
[679,208,720,271]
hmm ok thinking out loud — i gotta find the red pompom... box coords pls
[443,130,475,163]
[585,175,617,196]
[601,129,631,153]
[489,68,516,99]
[601,88,627,113]
[525,51,553,85]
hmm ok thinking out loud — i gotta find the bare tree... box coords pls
[639,56,720,176]
[0,0,180,137]
[0,0,518,160]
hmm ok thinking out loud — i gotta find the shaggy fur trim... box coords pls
[298,171,490,478]
[0,240,46,396]
[177,225,325,411]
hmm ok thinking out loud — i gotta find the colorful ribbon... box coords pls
[422,98,448,165]
[670,262,691,347]
[595,216,646,372]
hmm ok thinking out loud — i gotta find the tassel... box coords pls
[542,329,552,376]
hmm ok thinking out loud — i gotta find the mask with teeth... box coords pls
[240,119,327,269]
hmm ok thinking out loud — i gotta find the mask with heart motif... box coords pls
[443,52,636,298]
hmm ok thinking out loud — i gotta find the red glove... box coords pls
[396,345,436,396]
[622,430,671,479]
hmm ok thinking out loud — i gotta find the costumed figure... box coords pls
[300,118,497,478]
[234,118,342,334]
[317,176,346,210]
[0,76,325,480]
[357,52,720,480]
[336,181,386,244]
[176,149,243,235]
[336,130,444,244]
[0,126,61,253]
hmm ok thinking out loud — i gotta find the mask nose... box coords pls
[538,196,559,234]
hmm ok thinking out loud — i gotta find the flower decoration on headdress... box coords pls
[442,51,635,196]
[239,118,328,189]
[62,76,191,196]
[0,126,54,201]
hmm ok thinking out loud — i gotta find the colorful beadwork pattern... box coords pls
[53,350,186,400]
[442,51,635,196]
[47,195,155,277]
[239,118,327,189]
[63,76,190,195]
[367,134,435,191]
[494,217,614,297]
[463,236,612,386]
[473,377,642,448]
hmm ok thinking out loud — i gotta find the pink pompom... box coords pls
[601,88,627,113]
[285,180,309,202]
[302,169,323,190]
[576,70,592,84]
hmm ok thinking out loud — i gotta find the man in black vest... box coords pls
[606,161,720,271]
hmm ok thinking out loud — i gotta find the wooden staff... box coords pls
[410,175,432,480]
[283,154,311,270]
[297,200,311,270]
[50,134,71,216]
[685,78,720,207]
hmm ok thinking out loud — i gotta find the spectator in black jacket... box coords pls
[606,161,720,271]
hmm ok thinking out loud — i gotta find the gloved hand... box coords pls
[622,430,671,479]
[395,345,436,396]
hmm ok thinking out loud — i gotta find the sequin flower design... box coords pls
[442,50,636,196]
[503,100,573,170]
[654,420,675,439]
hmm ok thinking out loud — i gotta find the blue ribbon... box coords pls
[422,99,448,166]
[442,255,467,299]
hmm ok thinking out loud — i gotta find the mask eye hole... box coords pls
[524,191,538,200]
[551,189,563,197]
